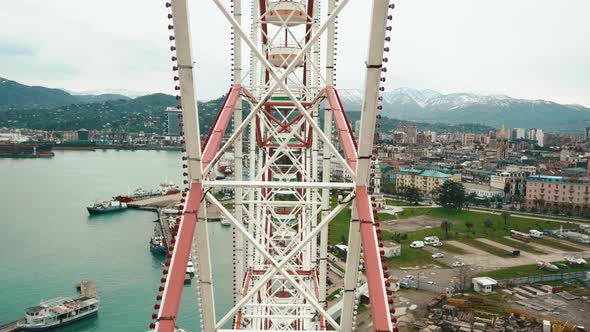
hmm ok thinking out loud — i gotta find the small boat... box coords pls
[186,256,195,275]
[220,217,231,227]
[18,296,99,331]
[150,236,167,255]
[565,256,587,266]
[160,181,180,196]
[86,200,127,215]
[537,260,559,271]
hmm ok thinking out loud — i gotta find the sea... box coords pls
[0,150,232,331]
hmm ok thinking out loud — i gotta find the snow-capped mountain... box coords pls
[337,87,590,133]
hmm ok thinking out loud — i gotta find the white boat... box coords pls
[186,257,196,274]
[220,217,231,227]
[18,296,99,330]
[565,256,587,265]
[537,260,559,271]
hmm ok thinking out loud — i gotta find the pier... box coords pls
[127,193,181,210]
[77,280,98,298]
[0,320,22,332]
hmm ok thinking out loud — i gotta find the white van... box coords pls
[424,236,440,245]
[410,241,425,248]
[529,230,543,238]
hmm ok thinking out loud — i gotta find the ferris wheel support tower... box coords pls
[152,0,396,331]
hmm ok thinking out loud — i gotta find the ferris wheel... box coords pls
[150,1,397,331]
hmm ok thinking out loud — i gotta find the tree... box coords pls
[437,181,467,210]
[440,220,453,239]
[453,264,472,293]
[403,186,422,205]
[484,218,493,228]
[465,221,474,232]
[466,192,478,209]
[501,211,510,225]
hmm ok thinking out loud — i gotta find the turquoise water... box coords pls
[0,150,232,331]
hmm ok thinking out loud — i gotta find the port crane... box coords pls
[151,0,397,331]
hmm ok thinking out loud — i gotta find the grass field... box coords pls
[328,196,396,245]
[397,208,578,244]
[478,261,590,280]
[386,244,445,269]
[489,236,546,255]
[441,242,468,255]
[462,239,514,257]
[534,238,584,252]
[386,199,411,206]
[394,208,433,219]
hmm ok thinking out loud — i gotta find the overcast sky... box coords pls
[1,0,589,106]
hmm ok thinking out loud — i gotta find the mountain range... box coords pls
[338,88,590,133]
[0,77,587,133]
[0,77,131,111]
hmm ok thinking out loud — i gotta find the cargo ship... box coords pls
[53,140,96,151]
[114,182,180,203]
[87,200,127,215]
[0,142,54,158]
[17,295,99,330]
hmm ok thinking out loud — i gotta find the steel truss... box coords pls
[154,1,395,332]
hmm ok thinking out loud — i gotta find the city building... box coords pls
[395,124,417,144]
[395,168,461,196]
[381,241,401,258]
[527,128,544,147]
[463,183,505,200]
[77,129,89,141]
[490,170,527,200]
[472,277,497,294]
[511,128,526,140]
[460,168,496,185]
[525,175,590,210]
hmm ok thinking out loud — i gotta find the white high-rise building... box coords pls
[512,128,526,139]
[527,128,544,147]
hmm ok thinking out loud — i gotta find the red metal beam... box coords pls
[355,186,391,332]
[264,101,313,108]
[202,85,242,170]
[156,182,202,332]
[326,87,357,170]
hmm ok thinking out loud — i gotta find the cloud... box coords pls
[0,0,589,106]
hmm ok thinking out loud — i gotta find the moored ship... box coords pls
[53,140,96,151]
[17,296,99,331]
[114,181,180,203]
[0,142,54,158]
[86,200,127,215]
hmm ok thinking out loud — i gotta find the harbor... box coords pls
[0,150,233,332]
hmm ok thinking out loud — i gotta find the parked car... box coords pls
[431,242,443,247]
[400,281,411,289]
[431,253,444,259]
[451,261,465,267]
[410,241,425,248]
[404,274,415,280]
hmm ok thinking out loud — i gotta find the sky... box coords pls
[1,0,589,106]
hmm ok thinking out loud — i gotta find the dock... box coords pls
[127,194,181,210]
[77,280,97,298]
[0,320,22,332]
